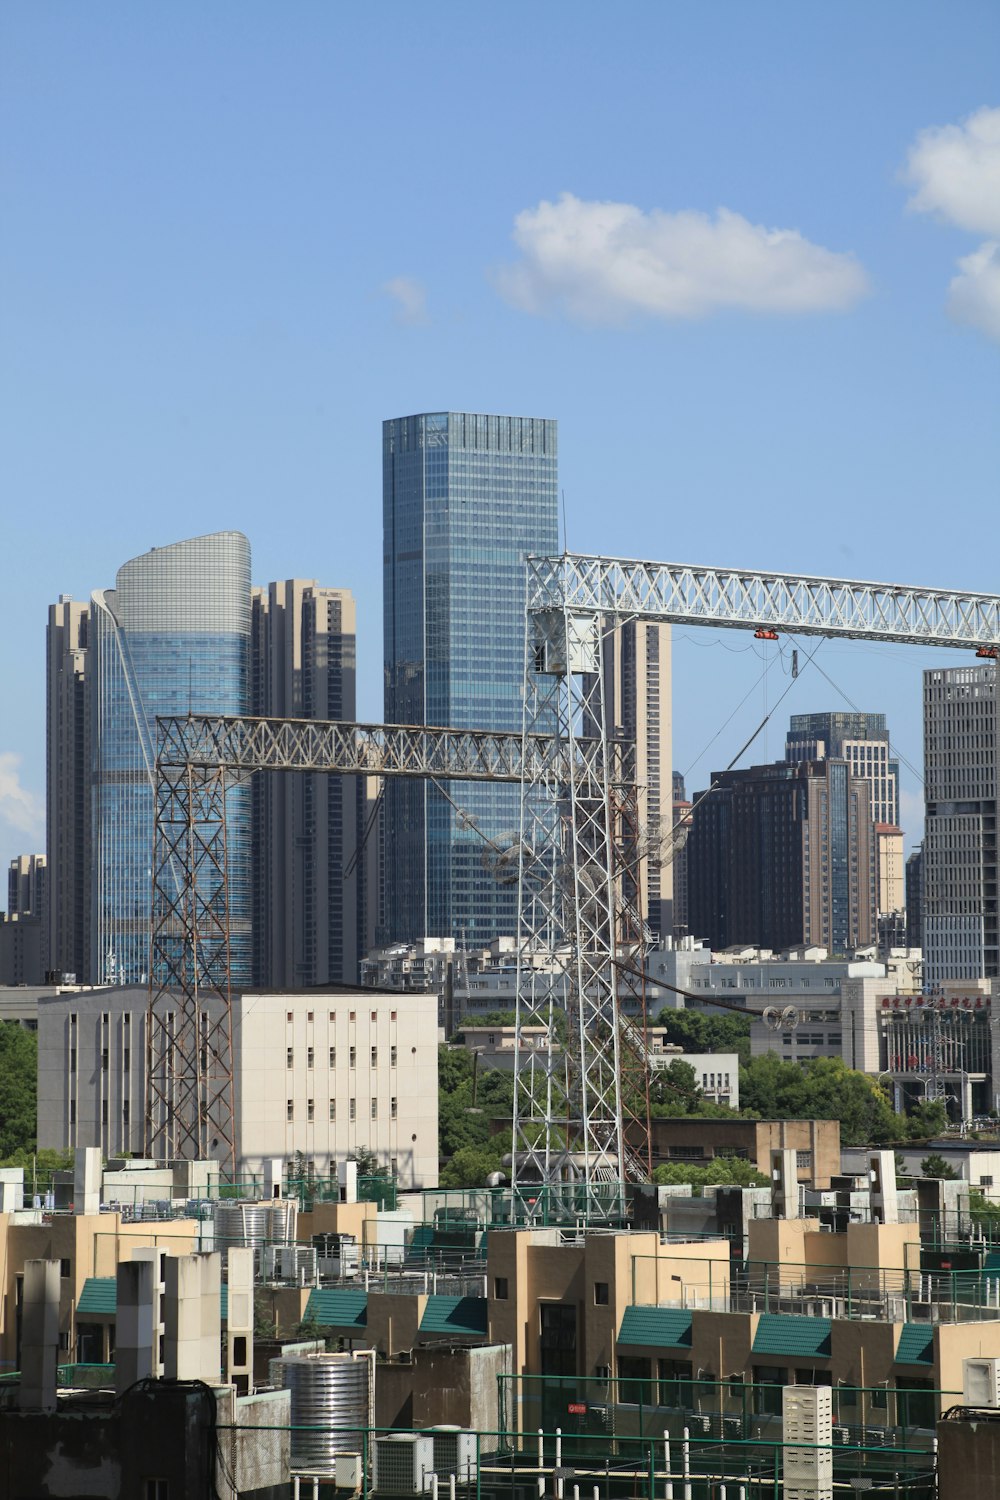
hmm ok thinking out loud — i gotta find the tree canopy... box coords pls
[0,1025,38,1159]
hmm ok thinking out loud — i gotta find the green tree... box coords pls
[904,1099,950,1139]
[654,1008,752,1066]
[920,1153,960,1180]
[653,1158,768,1192]
[0,1025,38,1158]
[739,1054,897,1146]
[439,1144,506,1188]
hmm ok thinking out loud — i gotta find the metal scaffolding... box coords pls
[146,554,1000,1210]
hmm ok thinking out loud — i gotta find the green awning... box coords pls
[895,1324,934,1366]
[618,1307,693,1349]
[752,1314,831,1359]
[76,1278,117,1316]
[76,1276,229,1320]
[419,1295,488,1338]
[305,1288,368,1328]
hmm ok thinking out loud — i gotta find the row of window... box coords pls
[287,1097,399,1122]
[288,1045,398,1068]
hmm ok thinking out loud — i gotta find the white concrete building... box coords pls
[37,986,439,1188]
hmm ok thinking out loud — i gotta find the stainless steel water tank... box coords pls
[271,1353,372,1473]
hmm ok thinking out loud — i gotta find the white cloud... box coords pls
[0,753,44,841]
[383,276,429,326]
[494,193,870,324]
[947,241,1000,342]
[903,106,1000,236]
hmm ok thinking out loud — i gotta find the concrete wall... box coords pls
[375,1343,511,1431]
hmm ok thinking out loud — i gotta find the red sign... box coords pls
[567,1403,588,1415]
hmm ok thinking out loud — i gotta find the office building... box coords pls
[47,597,91,983]
[37,985,438,1187]
[251,580,365,986]
[600,621,673,938]
[7,854,46,919]
[687,759,875,955]
[89,532,252,986]
[786,711,899,824]
[923,663,1000,987]
[382,411,558,945]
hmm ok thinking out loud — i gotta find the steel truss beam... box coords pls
[147,715,605,1174]
[526,554,1000,648]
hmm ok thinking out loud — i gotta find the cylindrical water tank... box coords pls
[271,1354,372,1473]
[213,1199,297,1269]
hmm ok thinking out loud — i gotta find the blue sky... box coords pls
[2,2,999,883]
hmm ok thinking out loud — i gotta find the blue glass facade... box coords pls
[91,532,252,985]
[383,412,558,944]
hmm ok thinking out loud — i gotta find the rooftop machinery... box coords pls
[145,553,1000,1223]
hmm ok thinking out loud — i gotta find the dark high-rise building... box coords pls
[382,411,558,944]
[905,845,924,951]
[251,580,364,986]
[47,597,91,983]
[687,759,874,955]
[671,771,691,940]
[923,664,999,985]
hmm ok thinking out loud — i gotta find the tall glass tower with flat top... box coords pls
[382,412,558,945]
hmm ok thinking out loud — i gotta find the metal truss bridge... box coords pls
[146,555,1000,1220]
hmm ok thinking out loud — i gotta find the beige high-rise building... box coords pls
[875,824,905,914]
[46,597,91,983]
[600,621,673,939]
[252,581,365,987]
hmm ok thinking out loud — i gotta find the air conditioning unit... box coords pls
[263,1245,317,1285]
[374,1434,435,1494]
[427,1426,478,1482]
[964,1357,1000,1408]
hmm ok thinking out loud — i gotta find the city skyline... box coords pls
[2,6,998,885]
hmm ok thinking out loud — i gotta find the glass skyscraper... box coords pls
[382,412,558,944]
[90,532,252,985]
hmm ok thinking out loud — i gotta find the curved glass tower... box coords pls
[91,532,252,985]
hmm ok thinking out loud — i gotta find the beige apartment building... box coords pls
[37,986,439,1188]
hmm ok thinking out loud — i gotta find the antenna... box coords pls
[561,489,569,556]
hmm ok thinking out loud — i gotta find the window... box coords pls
[329,1100,336,1121]
[307,1012,314,1023]
[307,1047,314,1069]
[329,1047,336,1067]
[371,1046,378,1066]
[145,1482,170,1500]
[390,1045,397,1066]
[391,1010,397,1022]
[307,1099,315,1122]
[349,1046,356,1067]
[371,1099,378,1119]
[287,1048,294,1069]
[287,1011,293,1022]
[371,1011,377,1021]
[349,1011,356,1022]
[594,1282,609,1305]
[391,1097,397,1119]
[494,1277,509,1300]
[286,1101,294,1122]
[60,1259,71,1278]
[349,1098,356,1121]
